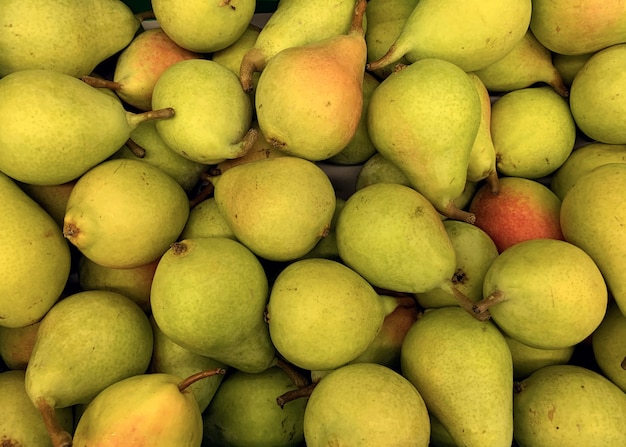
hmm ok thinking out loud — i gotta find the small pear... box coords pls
[513,365,626,446]
[505,335,575,381]
[72,370,226,446]
[254,0,368,161]
[552,52,595,87]
[299,197,346,261]
[355,152,411,191]
[0,321,41,370]
[212,24,262,75]
[591,303,626,392]
[18,180,76,229]
[180,197,237,241]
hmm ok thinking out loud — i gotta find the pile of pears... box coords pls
[1,0,626,446]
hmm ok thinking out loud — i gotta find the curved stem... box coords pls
[125,138,146,158]
[37,397,72,447]
[178,367,227,392]
[276,356,310,388]
[276,382,317,409]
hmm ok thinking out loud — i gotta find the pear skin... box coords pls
[591,303,626,392]
[0,321,41,370]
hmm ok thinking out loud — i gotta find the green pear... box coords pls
[239,0,357,92]
[473,239,608,350]
[592,303,626,392]
[304,363,431,447]
[63,158,189,269]
[150,237,277,373]
[401,306,514,447]
[114,119,207,193]
[472,30,569,97]
[513,365,626,446]
[550,142,626,200]
[0,69,174,185]
[569,43,626,144]
[152,59,255,165]
[266,258,385,371]
[19,180,76,229]
[0,370,73,447]
[505,335,575,381]
[203,366,308,447]
[299,197,346,261]
[552,51,595,88]
[255,0,368,161]
[491,86,577,179]
[355,152,411,191]
[0,171,71,328]
[364,0,420,79]
[180,197,237,241]
[25,290,153,446]
[0,0,140,77]
[212,24,262,75]
[72,370,225,446]
[530,0,626,55]
[149,317,226,413]
[0,321,41,370]
[560,163,626,316]
[367,58,481,222]
[152,0,256,53]
[211,156,336,262]
[415,220,499,309]
[367,0,531,72]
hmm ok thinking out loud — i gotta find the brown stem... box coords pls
[276,357,310,388]
[276,382,317,409]
[81,75,122,90]
[443,281,491,321]
[349,0,367,36]
[135,10,156,22]
[189,181,214,209]
[472,290,506,315]
[441,200,476,224]
[486,168,500,195]
[125,138,146,158]
[240,47,267,93]
[178,367,227,392]
[36,397,72,447]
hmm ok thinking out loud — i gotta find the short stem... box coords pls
[36,397,72,447]
[178,367,227,392]
[442,200,476,224]
[472,290,506,315]
[125,138,146,158]
[276,382,317,409]
[81,75,122,91]
[126,108,176,129]
[486,169,500,195]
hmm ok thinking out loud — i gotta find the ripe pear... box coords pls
[25,290,154,446]
[472,30,569,97]
[560,163,626,316]
[72,370,225,447]
[401,306,514,447]
[513,365,626,446]
[592,303,626,392]
[150,237,277,373]
[473,239,608,350]
[267,258,385,371]
[367,0,531,72]
[491,86,577,179]
[239,0,357,92]
[355,152,411,191]
[505,335,575,381]
[569,43,626,144]
[530,0,626,55]
[202,366,308,447]
[0,370,73,447]
[552,51,595,87]
[304,363,431,447]
[255,0,367,161]
[0,0,140,77]
[0,321,41,370]
[63,158,189,269]
[212,24,262,75]
[211,156,336,262]
[0,69,174,185]
[18,180,76,229]
[180,197,237,241]
[152,59,255,165]
[367,58,481,222]
[0,171,71,328]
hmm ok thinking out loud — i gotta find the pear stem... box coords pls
[178,367,227,393]
[240,47,266,93]
[441,200,476,224]
[442,281,491,321]
[276,357,310,388]
[36,397,72,447]
[486,169,501,195]
[472,290,506,315]
[125,138,146,158]
[126,108,176,130]
[276,382,317,409]
[189,181,214,209]
[81,75,122,91]
[349,0,367,36]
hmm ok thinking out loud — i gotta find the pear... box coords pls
[513,365,626,446]
[152,59,256,165]
[211,156,336,262]
[18,180,76,229]
[0,321,41,370]
[25,290,154,446]
[63,158,189,269]
[569,43,626,144]
[415,220,499,309]
[367,58,481,222]
[0,171,71,328]
[150,237,277,373]
[0,69,174,186]
[552,51,595,88]
[266,258,385,372]
[550,142,626,200]
[72,369,226,446]
[490,86,577,179]
[367,0,531,73]
[299,197,346,261]
[303,363,431,447]
[254,0,367,161]
[212,24,262,75]
[202,366,308,447]
[0,370,73,447]
[505,335,575,381]
[473,239,608,350]
[150,317,226,412]
[530,0,626,55]
[592,303,626,392]
[0,0,140,77]
[180,197,237,241]
[560,163,626,316]
[152,0,255,53]
[355,152,411,191]
[239,0,357,92]
[472,30,569,97]
[401,306,514,447]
